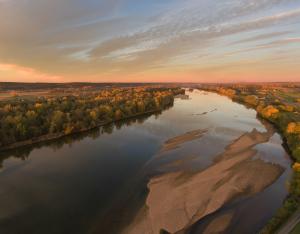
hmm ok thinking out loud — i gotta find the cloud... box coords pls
[230,31,293,45]
[222,36,300,57]
[0,0,300,81]
[267,37,300,45]
[0,63,63,82]
[87,7,300,74]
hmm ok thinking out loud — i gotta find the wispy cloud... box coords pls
[0,0,299,82]
[230,31,293,45]
[87,7,300,73]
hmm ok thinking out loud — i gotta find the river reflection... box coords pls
[0,111,168,167]
[0,91,291,234]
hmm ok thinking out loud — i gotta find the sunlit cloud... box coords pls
[0,0,299,82]
[0,63,63,82]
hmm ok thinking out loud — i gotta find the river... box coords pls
[0,90,291,234]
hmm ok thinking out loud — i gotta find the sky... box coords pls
[0,0,300,83]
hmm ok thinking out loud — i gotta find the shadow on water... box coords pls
[0,107,173,234]
[0,108,170,169]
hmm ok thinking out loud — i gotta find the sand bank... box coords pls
[124,127,283,234]
[160,129,207,153]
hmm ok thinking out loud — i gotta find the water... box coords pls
[0,91,291,234]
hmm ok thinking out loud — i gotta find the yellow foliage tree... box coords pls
[244,95,259,106]
[115,109,123,120]
[261,105,279,118]
[292,162,300,172]
[279,105,294,112]
[89,110,98,121]
[286,122,300,134]
[64,125,74,135]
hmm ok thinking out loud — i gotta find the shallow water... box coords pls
[0,91,291,234]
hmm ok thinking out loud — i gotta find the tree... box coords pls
[89,110,98,121]
[49,111,65,133]
[114,109,123,120]
[137,101,145,112]
[287,122,300,134]
[293,162,300,172]
[244,95,259,106]
[0,87,182,147]
[260,105,279,118]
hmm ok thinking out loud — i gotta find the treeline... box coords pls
[0,87,184,149]
[0,111,162,168]
[0,82,170,91]
[200,84,300,234]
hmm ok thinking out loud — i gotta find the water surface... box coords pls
[0,91,291,234]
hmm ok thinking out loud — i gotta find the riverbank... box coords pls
[0,88,290,234]
[277,209,300,234]
[0,87,185,152]
[0,108,165,152]
[198,87,300,234]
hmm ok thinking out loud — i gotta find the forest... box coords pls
[0,87,184,149]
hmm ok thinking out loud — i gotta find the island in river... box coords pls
[0,85,295,234]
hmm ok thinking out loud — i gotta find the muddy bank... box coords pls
[124,127,284,234]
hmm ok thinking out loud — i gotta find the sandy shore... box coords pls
[201,212,234,234]
[123,126,284,234]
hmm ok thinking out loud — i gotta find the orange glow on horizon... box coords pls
[0,62,299,83]
[0,63,63,83]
